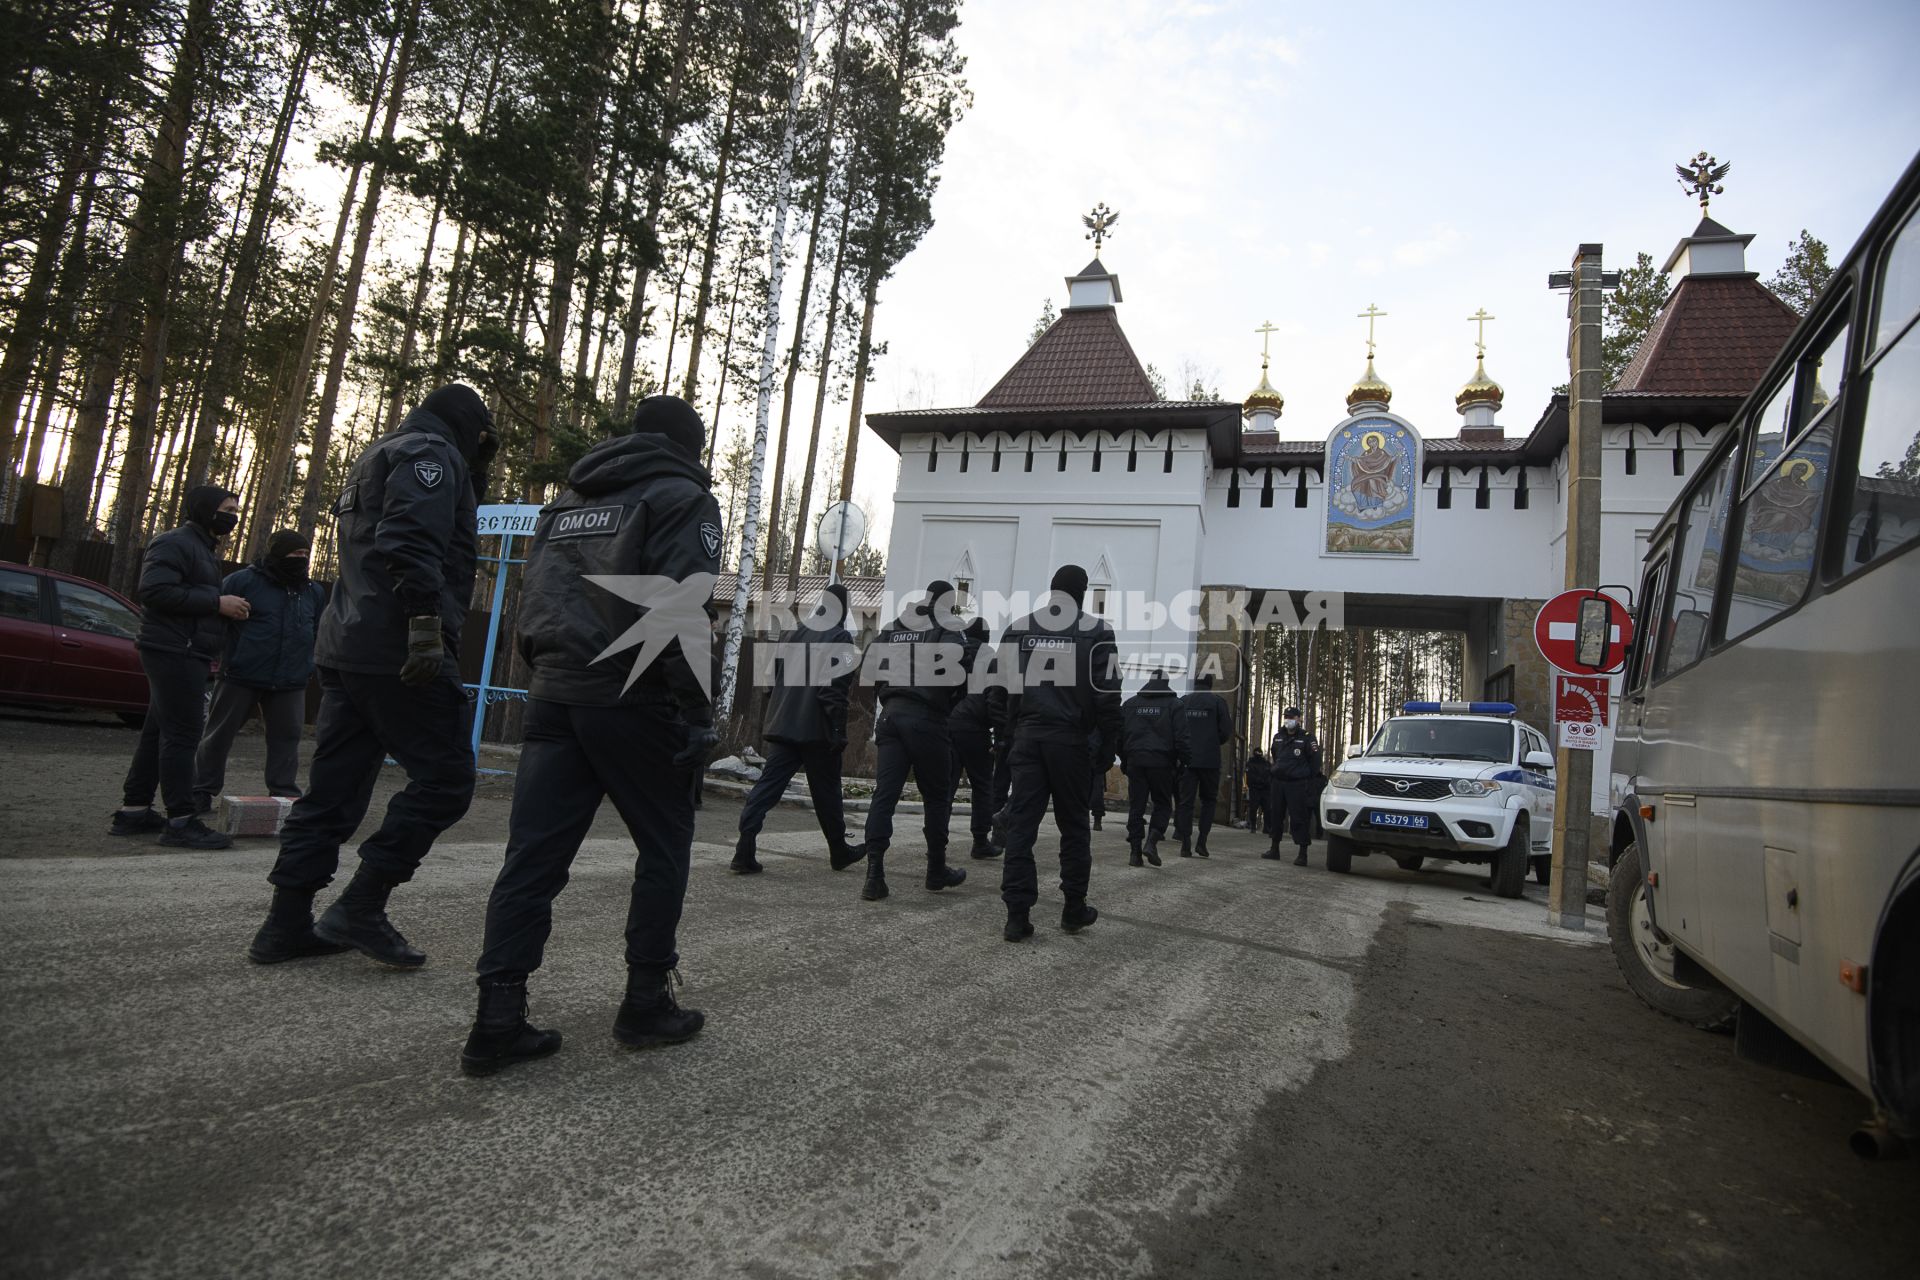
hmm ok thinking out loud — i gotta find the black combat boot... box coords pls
[109,807,165,837]
[1128,838,1144,868]
[461,980,562,1076]
[925,852,966,891]
[1179,837,1193,858]
[730,834,762,875]
[1195,838,1210,859]
[1004,909,1034,942]
[157,814,232,850]
[1262,840,1281,861]
[1293,847,1308,867]
[968,836,998,860]
[829,839,866,872]
[248,887,352,964]
[1143,832,1163,867]
[1091,813,1103,831]
[861,849,890,901]
[613,968,705,1049]
[314,864,425,967]
[1061,899,1099,933]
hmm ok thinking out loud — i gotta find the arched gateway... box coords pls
[866,214,1799,798]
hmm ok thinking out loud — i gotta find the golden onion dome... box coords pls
[1454,355,1504,412]
[1242,367,1285,420]
[1346,355,1392,410]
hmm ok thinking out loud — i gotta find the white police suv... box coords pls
[1317,701,1556,898]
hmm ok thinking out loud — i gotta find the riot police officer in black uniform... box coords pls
[1120,670,1186,867]
[858,581,977,901]
[1243,748,1270,834]
[1266,706,1323,866]
[732,583,863,874]
[1174,672,1232,858]
[461,396,720,1076]
[250,384,494,967]
[988,564,1123,941]
[948,650,1003,862]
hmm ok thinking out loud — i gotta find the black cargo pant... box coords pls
[862,703,952,860]
[478,697,694,983]
[1246,784,1267,833]
[122,649,213,818]
[1273,777,1317,851]
[268,666,474,893]
[999,735,1093,913]
[1175,768,1220,844]
[1125,763,1176,844]
[1090,762,1108,820]
[193,680,306,808]
[948,724,996,844]
[738,739,849,846]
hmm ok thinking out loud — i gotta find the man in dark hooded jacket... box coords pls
[461,395,720,1076]
[1173,672,1233,858]
[1120,670,1187,867]
[192,530,328,811]
[731,583,862,874]
[856,580,977,902]
[113,484,251,849]
[987,564,1123,942]
[250,384,495,968]
[1243,749,1269,833]
[946,618,1002,861]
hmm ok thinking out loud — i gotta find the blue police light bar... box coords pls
[1402,701,1517,716]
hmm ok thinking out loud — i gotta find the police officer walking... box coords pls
[1266,706,1323,865]
[461,396,720,1076]
[249,384,494,967]
[1119,669,1185,867]
[988,565,1122,941]
[732,583,863,874]
[947,618,1002,861]
[1243,748,1269,834]
[112,484,250,849]
[1173,672,1232,858]
[857,581,976,901]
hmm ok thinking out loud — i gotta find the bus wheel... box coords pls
[1326,835,1355,874]
[1531,855,1551,886]
[1608,840,1738,1031]
[1490,818,1529,898]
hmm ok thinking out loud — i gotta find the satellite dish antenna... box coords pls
[814,501,868,585]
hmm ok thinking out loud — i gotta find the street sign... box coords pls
[815,501,867,559]
[1559,719,1603,750]
[1553,673,1610,751]
[1533,588,1634,674]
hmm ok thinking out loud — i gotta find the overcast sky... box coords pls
[844,0,1920,541]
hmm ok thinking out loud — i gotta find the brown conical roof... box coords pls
[977,305,1158,409]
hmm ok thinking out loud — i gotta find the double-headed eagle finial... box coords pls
[1677,152,1731,216]
[1083,202,1119,257]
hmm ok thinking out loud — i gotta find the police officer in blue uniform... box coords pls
[1266,706,1323,866]
[1173,672,1232,858]
[250,384,495,967]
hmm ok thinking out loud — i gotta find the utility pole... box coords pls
[1545,245,1618,930]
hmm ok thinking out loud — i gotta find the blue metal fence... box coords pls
[468,503,542,756]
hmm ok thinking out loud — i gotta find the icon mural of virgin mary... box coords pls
[1326,423,1417,554]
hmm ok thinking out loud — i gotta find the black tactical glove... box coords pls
[674,721,719,767]
[399,615,444,687]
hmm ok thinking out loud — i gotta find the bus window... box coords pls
[1625,552,1668,694]
[1655,452,1734,680]
[1725,418,1837,639]
[1842,207,1920,572]
[1743,376,1795,494]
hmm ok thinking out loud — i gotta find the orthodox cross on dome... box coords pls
[1083,202,1119,256]
[1357,303,1387,357]
[1468,308,1495,357]
[1255,319,1279,369]
[1676,151,1731,216]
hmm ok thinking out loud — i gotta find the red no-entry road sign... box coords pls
[1534,589,1634,674]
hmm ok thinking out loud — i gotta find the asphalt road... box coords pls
[1,710,1916,1279]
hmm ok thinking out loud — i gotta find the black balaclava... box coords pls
[811,582,851,630]
[1195,673,1214,690]
[185,484,238,539]
[1146,668,1170,692]
[924,579,958,631]
[1050,564,1089,607]
[420,383,496,501]
[629,395,706,463]
[265,529,311,588]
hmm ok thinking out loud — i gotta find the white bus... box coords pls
[1607,150,1920,1156]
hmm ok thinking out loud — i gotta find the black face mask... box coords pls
[210,511,239,538]
[272,556,310,587]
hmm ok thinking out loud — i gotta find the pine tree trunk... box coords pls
[297,0,422,535]
[611,0,697,421]
[836,268,880,505]
[785,163,858,593]
[677,62,743,403]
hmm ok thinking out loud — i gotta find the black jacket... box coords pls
[759,611,857,747]
[1120,676,1187,769]
[866,602,976,720]
[515,433,722,720]
[1244,754,1269,794]
[1270,728,1323,782]
[315,407,478,675]
[136,523,227,661]
[220,563,327,690]
[949,690,997,739]
[986,598,1122,751]
[1177,690,1233,770]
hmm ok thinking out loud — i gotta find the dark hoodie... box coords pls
[135,484,237,660]
[514,432,723,720]
[759,584,857,746]
[314,393,481,676]
[1120,672,1188,769]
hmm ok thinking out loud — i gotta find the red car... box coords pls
[0,560,149,724]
